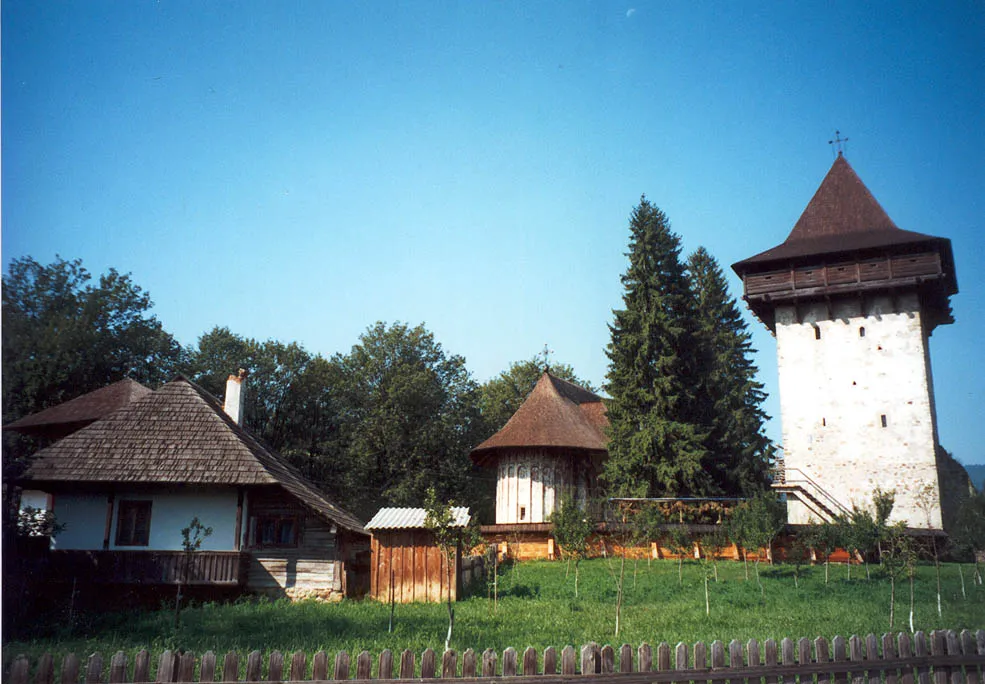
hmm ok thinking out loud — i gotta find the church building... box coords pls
[471,371,608,525]
[732,153,969,529]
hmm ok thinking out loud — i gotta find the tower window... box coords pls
[859,327,866,338]
[519,506,527,521]
[822,418,826,427]
[881,414,888,428]
[814,325,821,340]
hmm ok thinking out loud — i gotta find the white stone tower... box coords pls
[732,154,961,529]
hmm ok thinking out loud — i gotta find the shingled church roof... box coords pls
[733,154,948,269]
[4,378,153,439]
[471,371,608,467]
[22,376,365,533]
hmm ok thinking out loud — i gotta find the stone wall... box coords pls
[775,293,943,528]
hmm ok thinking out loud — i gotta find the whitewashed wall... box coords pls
[51,488,242,551]
[775,293,943,528]
[495,452,590,524]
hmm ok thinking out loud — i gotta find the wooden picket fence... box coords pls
[7,630,984,684]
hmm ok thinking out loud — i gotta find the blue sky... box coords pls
[3,2,983,465]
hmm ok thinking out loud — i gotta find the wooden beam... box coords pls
[102,492,115,550]
[234,489,244,551]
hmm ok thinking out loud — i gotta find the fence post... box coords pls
[62,654,82,684]
[290,651,307,682]
[266,651,283,683]
[177,652,195,683]
[335,651,351,680]
[864,634,880,684]
[620,644,634,673]
[882,634,898,684]
[543,647,557,676]
[502,648,517,677]
[764,640,779,684]
[581,644,598,675]
[377,650,393,680]
[462,650,477,678]
[675,643,688,674]
[134,650,151,684]
[898,633,914,684]
[560,647,576,676]
[945,629,956,684]
[959,632,978,684]
[481,649,496,677]
[108,652,127,684]
[9,655,29,684]
[600,646,615,674]
[421,649,436,679]
[312,652,329,682]
[711,641,726,684]
[200,652,216,684]
[399,650,415,679]
[246,650,262,682]
[442,650,457,679]
[523,648,538,676]
[833,636,848,684]
[783,638,798,684]
[914,632,931,684]
[748,640,761,670]
[36,653,55,684]
[357,651,373,680]
[157,650,175,683]
[695,641,709,684]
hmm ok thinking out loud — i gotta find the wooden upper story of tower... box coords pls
[732,154,958,333]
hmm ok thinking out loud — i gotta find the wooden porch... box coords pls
[46,550,248,586]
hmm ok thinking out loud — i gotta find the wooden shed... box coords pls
[366,507,469,604]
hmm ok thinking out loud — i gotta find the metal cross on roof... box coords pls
[828,130,849,157]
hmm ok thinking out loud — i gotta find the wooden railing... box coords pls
[7,630,983,683]
[47,550,247,586]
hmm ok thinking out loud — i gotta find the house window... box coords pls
[251,516,299,548]
[519,506,527,522]
[115,500,152,547]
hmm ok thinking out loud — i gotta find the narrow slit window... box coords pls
[880,414,888,428]
[519,506,527,522]
[859,327,866,338]
[821,418,826,427]
[814,326,821,340]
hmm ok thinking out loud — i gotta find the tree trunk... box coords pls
[909,575,915,633]
[743,550,749,581]
[445,563,454,652]
[889,574,896,630]
[704,573,710,616]
[934,553,942,619]
[678,556,683,586]
[959,564,966,601]
[825,559,829,585]
[755,559,764,598]
[574,559,580,599]
[615,554,625,637]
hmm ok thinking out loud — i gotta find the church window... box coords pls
[508,466,515,478]
[519,506,527,521]
[814,325,821,340]
[859,326,866,337]
[518,466,527,479]
[881,414,888,428]
[822,417,826,427]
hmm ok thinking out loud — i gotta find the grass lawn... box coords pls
[4,558,984,672]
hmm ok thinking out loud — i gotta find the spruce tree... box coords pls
[687,247,773,496]
[603,197,713,498]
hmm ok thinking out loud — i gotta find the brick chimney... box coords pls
[223,369,248,425]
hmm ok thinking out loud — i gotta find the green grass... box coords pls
[4,559,984,672]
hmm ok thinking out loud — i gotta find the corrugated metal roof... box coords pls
[366,506,470,530]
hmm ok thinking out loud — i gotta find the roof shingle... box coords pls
[471,372,608,466]
[4,378,152,437]
[22,376,365,533]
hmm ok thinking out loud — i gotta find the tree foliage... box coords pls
[2,256,186,427]
[603,198,711,498]
[687,247,772,496]
[549,494,594,597]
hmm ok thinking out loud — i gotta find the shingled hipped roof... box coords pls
[4,378,153,438]
[733,155,947,269]
[471,372,608,467]
[22,376,365,533]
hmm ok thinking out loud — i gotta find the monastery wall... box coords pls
[775,292,943,528]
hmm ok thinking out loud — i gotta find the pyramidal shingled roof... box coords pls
[4,378,153,437]
[471,372,608,466]
[734,155,945,268]
[22,376,365,533]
